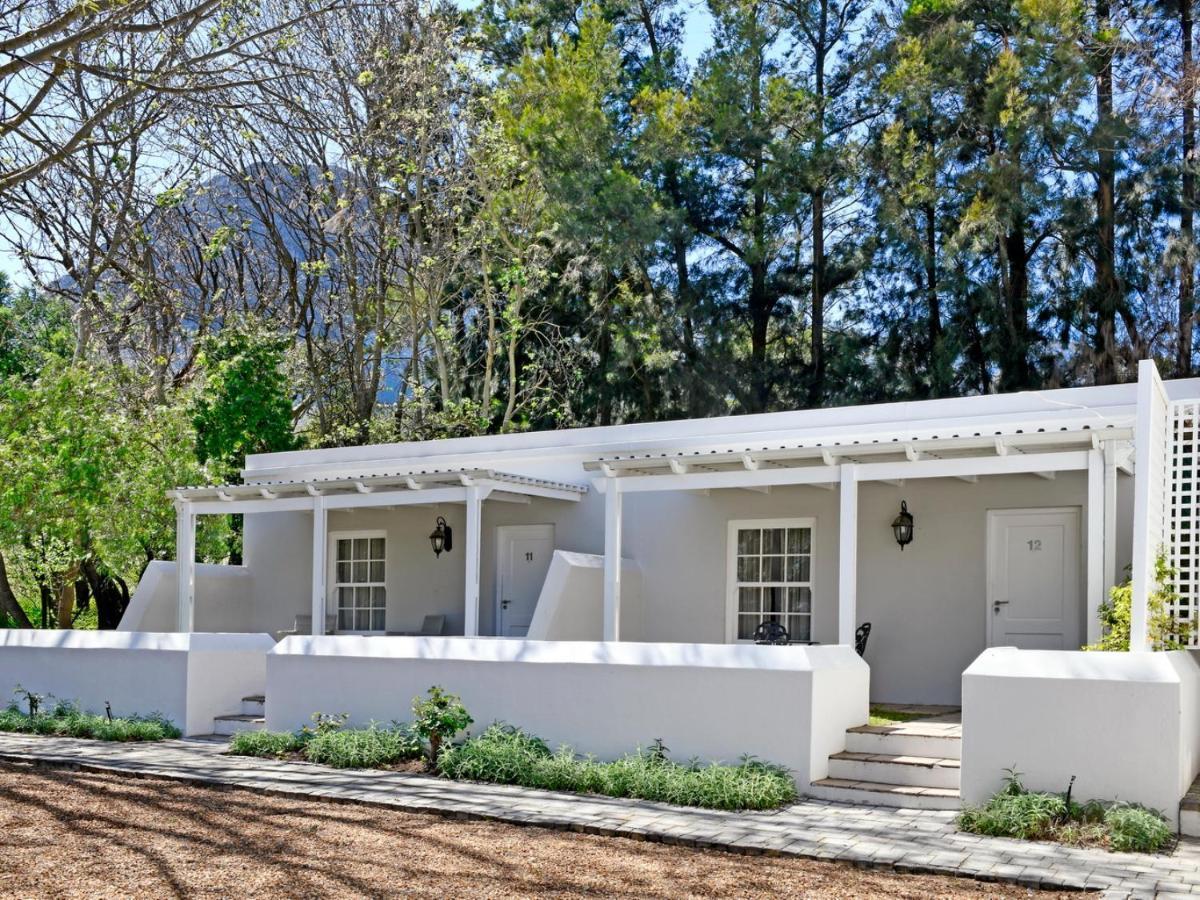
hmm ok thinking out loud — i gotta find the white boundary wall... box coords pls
[526,552,640,641]
[962,648,1200,822]
[0,630,275,735]
[121,560,254,633]
[267,637,868,786]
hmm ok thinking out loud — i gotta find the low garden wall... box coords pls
[267,637,869,786]
[119,560,255,633]
[0,630,275,736]
[961,647,1200,824]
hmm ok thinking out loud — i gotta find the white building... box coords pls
[8,359,1199,823]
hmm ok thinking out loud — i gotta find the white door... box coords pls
[986,508,1082,650]
[496,524,555,637]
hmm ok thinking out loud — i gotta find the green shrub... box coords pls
[228,730,308,759]
[438,724,797,811]
[1085,554,1192,651]
[0,701,180,741]
[412,687,473,767]
[1106,804,1173,853]
[959,769,1173,853]
[304,722,422,769]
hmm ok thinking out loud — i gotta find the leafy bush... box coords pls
[1085,554,1192,651]
[412,686,472,766]
[228,722,421,769]
[959,769,1172,853]
[228,730,308,758]
[1106,804,1173,853]
[0,700,180,742]
[438,724,797,811]
[305,722,422,769]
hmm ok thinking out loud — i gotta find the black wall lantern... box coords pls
[429,516,453,557]
[891,500,914,550]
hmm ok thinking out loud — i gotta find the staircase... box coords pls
[212,695,266,736]
[809,713,962,810]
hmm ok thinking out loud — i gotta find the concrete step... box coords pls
[241,695,266,717]
[213,714,266,736]
[808,778,961,810]
[1181,774,1200,836]
[844,724,962,761]
[828,751,960,790]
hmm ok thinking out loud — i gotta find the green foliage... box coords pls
[228,721,422,768]
[1105,804,1174,853]
[1085,554,1192,651]
[437,724,798,811]
[959,769,1172,853]
[0,283,72,380]
[0,699,180,742]
[304,722,423,768]
[411,686,473,766]
[191,322,297,483]
[227,729,308,758]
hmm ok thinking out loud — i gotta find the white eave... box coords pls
[169,467,589,506]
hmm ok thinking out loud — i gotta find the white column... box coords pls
[1086,448,1104,645]
[603,479,623,641]
[464,485,483,637]
[175,500,195,633]
[1130,359,1167,652]
[1103,442,1118,596]
[837,465,858,646]
[311,493,327,635]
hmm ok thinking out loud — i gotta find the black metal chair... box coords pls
[855,622,872,657]
[753,620,790,645]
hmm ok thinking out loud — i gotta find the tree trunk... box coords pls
[0,551,33,628]
[1181,0,1196,376]
[1093,0,1120,384]
[56,563,80,630]
[82,559,130,630]
[998,224,1033,390]
[924,200,943,394]
[808,0,829,408]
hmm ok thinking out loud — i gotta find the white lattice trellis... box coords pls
[1168,399,1200,646]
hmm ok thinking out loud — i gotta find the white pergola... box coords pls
[169,468,588,635]
[585,421,1136,646]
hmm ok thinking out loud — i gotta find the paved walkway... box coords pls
[0,734,1196,898]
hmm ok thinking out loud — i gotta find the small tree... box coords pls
[412,686,473,768]
[1085,554,1193,651]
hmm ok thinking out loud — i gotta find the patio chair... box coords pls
[274,614,338,641]
[752,620,790,645]
[855,622,871,657]
[387,614,446,637]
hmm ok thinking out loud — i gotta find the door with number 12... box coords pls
[496,524,555,637]
[986,508,1081,650]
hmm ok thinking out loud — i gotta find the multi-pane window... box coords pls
[730,521,813,642]
[333,534,386,632]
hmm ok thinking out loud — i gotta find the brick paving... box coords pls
[0,733,1196,898]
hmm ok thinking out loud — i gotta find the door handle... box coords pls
[501,600,511,610]
[993,600,1009,612]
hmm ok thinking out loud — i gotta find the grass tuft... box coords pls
[438,724,797,811]
[228,730,307,758]
[228,722,422,769]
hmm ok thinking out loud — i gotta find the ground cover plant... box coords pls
[438,724,798,811]
[958,770,1173,853]
[867,706,928,727]
[0,692,180,742]
[228,717,423,770]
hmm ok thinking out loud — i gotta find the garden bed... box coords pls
[228,690,797,811]
[959,770,1174,854]
[0,699,181,742]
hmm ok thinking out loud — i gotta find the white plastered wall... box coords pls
[962,648,1200,823]
[266,637,869,787]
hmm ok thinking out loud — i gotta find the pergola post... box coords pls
[1103,442,1118,596]
[1086,448,1105,644]
[1130,359,1168,652]
[603,479,623,641]
[175,500,195,633]
[311,493,327,635]
[837,465,858,646]
[464,484,483,637]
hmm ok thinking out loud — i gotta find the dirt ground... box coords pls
[0,762,1055,899]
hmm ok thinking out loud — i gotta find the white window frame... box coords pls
[328,529,388,635]
[725,517,817,643]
